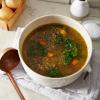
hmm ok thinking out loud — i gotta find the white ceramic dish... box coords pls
[82,17,100,40]
[18,15,92,87]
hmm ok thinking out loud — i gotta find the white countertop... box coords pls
[0,0,100,100]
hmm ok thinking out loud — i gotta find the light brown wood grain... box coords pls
[0,1,25,30]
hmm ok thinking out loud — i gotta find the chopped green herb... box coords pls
[54,33,79,65]
[71,47,78,57]
[48,67,61,77]
[54,32,64,44]
[63,38,78,64]
[63,50,73,64]
[64,38,76,49]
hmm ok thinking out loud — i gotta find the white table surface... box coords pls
[0,0,100,100]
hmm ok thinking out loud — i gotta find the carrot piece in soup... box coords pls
[39,39,47,46]
[72,59,79,65]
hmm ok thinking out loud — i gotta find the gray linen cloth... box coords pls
[0,28,100,100]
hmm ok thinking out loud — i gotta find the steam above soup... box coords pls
[22,24,87,78]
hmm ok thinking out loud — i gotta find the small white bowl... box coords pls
[82,17,100,40]
[18,15,92,87]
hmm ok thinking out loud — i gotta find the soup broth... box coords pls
[22,24,87,77]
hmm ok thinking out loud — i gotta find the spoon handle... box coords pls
[6,72,25,100]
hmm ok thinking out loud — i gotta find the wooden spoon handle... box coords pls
[6,72,25,100]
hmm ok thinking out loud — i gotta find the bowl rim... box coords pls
[18,14,93,80]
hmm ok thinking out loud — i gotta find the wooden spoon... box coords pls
[0,48,25,100]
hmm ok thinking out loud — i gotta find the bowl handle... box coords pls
[82,64,92,80]
[84,64,92,73]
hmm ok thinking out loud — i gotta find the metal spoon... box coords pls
[0,48,25,100]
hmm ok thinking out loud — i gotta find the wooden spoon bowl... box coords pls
[0,48,25,100]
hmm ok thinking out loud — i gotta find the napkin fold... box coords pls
[0,28,100,100]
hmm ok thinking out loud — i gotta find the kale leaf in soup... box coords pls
[27,40,47,57]
[48,67,61,77]
[22,23,87,78]
[54,31,79,64]
[54,32,64,44]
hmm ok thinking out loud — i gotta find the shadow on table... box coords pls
[97,92,100,100]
